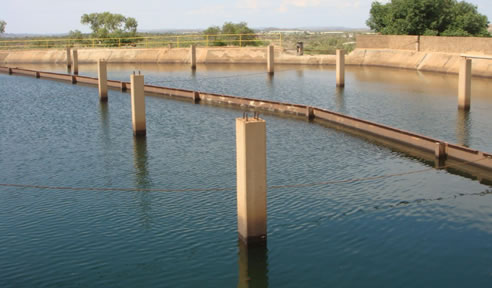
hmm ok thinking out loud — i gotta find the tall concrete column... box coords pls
[66,47,72,70]
[267,45,274,75]
[98,60,108,102]
[72,49,79,75]
[458,57,472,111]
[236,116,267,244]
[190,45,197,70]
[336,49,345,87]
[131,73,146,136]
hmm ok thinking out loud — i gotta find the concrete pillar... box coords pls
[236,116,267,244]
[72,49,79,75]
[131,74,146,136]
[434,142,446,168]
[416,35,421,52]
[458,57,472,111]
[8,68,12,75]
[97,60,108,102]
[267,45,274,75]
[35,72,40,78]
[306,106,314,120]
[120,81,127,92]
[192,91,200,103]
[336,49,345,87]
[66,47,72,69]
[190,45,197,70]
[434,142,446,160]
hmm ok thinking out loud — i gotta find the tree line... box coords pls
[367,0,490,36]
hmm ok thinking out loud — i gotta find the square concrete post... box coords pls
[267,45,274,75]
[97,60,108,102]
[192,91,200,103]
[131,74,146,136]
[72,49,79,75]
[66,47,72,69]
[236,117,267,244]
[458,57,472,111]
[120,81,127,92]
[190,45,197,70]
[336,49,345,87]
[306,106,314,120]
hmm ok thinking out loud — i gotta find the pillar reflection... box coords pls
[456,109,470,147]
[237,241,269,288]
[335,86,346,114]
[99,102,109,136]
[133,136,151,188]
[133,136,152,228]
[296,69,304,78]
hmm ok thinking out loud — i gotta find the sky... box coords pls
[2,0,492,34]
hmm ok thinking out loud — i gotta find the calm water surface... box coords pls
[1,65,492,287]
[22,63,492,152]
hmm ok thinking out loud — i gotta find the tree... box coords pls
[366,0,489,36]
[81,12,138,38]
[221,22,255,35]
[203,22,259,46]
[0,20,6,34]
[203,26,220,35]
[68,30,84,39]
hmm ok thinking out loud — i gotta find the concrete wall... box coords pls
[0,47,336,65]
[346,49,492,78]
[356,35,419,50]
[357,34,492,55]
[2,37,492,77]
[420,36,492,54]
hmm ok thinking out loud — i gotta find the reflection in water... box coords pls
[133,136,152,228]
[296,69,304,78]
[133,136,151,188]
[456,109,471,147]
[265,73,274,90]
[335,87,346,114]
[99,102,110,135]
[99,103,113,185]
[191,69,196,78]
[237,241,268,288]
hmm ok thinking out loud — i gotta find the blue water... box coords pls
[1,67,492,287]
[22,63,492,153]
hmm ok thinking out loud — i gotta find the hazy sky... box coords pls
[2,0,492,34]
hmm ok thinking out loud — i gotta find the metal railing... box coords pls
[0,33,283,50]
